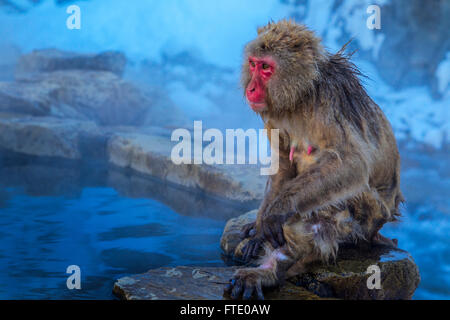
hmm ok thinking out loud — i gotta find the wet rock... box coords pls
[0,80,56,116]
[0,70,185,127]
[377,0,450,93]
[291,245,420,300]
[113,266,323,300]
[107,133,265,204]
[220,211,420,300]
[16,49,127,78]
[11,70,149,125]
[0,115,102,159]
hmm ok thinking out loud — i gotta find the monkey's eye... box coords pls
[249,60,256,68]
[262,63,270,70]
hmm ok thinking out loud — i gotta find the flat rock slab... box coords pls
[16,49,127,77]
[113,266,323,300]
[290,245,420,299]
[0,115,102,159]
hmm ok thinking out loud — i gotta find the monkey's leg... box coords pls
[224,248,296,300]
[225,215,344,300]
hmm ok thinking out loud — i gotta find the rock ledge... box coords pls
[113,266,323,300]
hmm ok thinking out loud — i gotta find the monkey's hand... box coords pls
[258,214,287,249]
[241,214,287,262]
[240,221,257,239]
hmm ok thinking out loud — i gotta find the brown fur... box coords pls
[226,20,403,300]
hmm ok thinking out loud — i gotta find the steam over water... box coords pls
[0,160,227,299]
[382,151,450,300]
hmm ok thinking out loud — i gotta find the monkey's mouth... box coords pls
[248,101,266,112]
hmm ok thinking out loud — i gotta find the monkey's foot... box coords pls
[372,232,398,247]
[224,268,276,300]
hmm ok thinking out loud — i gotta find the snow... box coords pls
[358,60,450,148]
[436,52,450,96]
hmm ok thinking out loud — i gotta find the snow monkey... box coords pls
[224,20,403,300]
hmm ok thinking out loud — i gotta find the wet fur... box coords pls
[227,20,403,299]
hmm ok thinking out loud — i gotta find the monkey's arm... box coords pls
[240,152,294,245]
[250,147,368,253]
[241,125,294,240]
[240,130,295,261]
[265,147,368,219]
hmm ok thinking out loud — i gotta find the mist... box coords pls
[0,0,448,300]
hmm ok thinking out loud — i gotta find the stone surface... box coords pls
[1,69,186,127]
[378,0,450,93]
[113,266,323,300]
[0,80,56,116]
[16,49,127,77]
[7,70,151,126]
[291,245,420,300]
[220,211,421,300]
[0,115,103,159]
[107,133,266,204]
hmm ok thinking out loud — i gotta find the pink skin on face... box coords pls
[246,56,276,112]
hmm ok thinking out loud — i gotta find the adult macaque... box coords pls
[225,20,402,300]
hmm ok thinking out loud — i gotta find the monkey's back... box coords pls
[318,52,403,222]
[366,100,403,219]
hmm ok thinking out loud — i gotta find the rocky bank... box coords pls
[114,210,420,300]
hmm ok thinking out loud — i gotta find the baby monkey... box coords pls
[225,20,402,300]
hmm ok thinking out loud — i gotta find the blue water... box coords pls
[381,150,450,300]
[0,150,449,300]
[0,161,229,299]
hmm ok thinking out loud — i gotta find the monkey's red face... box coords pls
[246,56,276,112]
